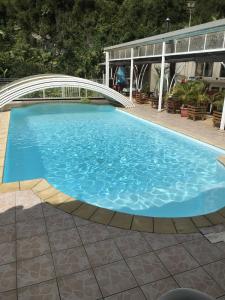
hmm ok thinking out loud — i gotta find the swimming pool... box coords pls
[4,103,225,217]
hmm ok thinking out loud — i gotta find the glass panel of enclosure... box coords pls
[176,38,189,53]
[139,45,146,56]
[165,40,175,54]
[65,87,80,97]
[189,35,205,51]
[205,31,224,49]
[119,49,126,59]
[133,47,139,57]
[45,88,61,98]
[125,48,131,58]
[154,43,162,55]
[146,44,154,56]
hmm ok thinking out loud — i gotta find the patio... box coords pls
[0,189,225,300]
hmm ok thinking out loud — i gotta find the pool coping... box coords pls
[1,109,225,234]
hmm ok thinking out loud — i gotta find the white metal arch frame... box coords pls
[0,74,135,108]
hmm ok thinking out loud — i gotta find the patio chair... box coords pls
[159,288,215,300]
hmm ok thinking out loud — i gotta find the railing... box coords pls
[109,30,225,60]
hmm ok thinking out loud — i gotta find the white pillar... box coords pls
[158,41,166,112]
[105,51,110,87]
[129,48,134,102]
[42,89,45,99]
[220,95,225,130]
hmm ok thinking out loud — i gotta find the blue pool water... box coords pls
[4,103,225,217]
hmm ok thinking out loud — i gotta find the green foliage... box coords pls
[172,80,209,106]
[0,0,224,78]
[212,92,225,112]
[80,97,91,104]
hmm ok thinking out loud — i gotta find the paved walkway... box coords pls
[121,104,225,150]
[1,190,225,300]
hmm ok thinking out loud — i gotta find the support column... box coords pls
[158,41,166,112]
[220,95,225,130]
[105,51,110,87]
[129,48,134,102]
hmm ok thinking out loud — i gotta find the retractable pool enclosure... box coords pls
[104,18,225,129]
[0,74,135,108]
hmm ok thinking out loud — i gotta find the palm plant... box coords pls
[171,80,209,107]
[212,91,225,112]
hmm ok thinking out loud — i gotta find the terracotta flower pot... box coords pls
[180,107,188,117]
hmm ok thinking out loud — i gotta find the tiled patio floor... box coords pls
[1,190,225,299]
[121,103,225,150]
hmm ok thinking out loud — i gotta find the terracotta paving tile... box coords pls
[216,242,225,256]
[175,233,202,243]
[78,223,109,244]
[49,227,82,252]
[107,225,134,239]
[0,210,15,226]
[0,192,15,213]
[73,216,93,226]
[203,259,225,290]
[0,224,16,244]
[126,252,169,285]
[17,234,50,260]
[174,267,225,298]
[58,269,102,300]
[16,218,46,239]
[183,237,224,265]
[16,204,43,222]
[94,260,137,297]
[105,287,145,299]
[17,254,55,288]
[0,241,15,266]
[18,279,60,300]
[85,239,122,267]
[42,203,63,217]
[157,244,199,275]
[45,213,75,233]
[115,232,151,258]
[141,277,179,300]
[0,263,16,292]
[15,190,41,207]
[52,246,90,277]
[142,233,178,250]
[0,290,17,300]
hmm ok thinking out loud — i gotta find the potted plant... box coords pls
[186,81,209,121]
[212,91,225,127]
[170,81,192,117]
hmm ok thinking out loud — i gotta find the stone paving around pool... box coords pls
[1,189,225,299]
